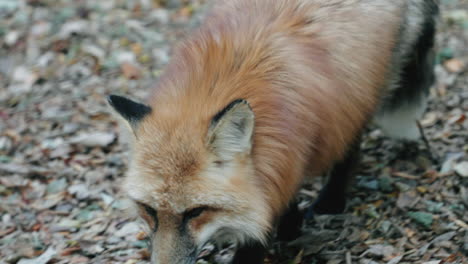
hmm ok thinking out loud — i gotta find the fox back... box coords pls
[108,0,438,263]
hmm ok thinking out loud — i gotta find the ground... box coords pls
[0,0,467,263]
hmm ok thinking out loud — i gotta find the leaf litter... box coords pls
[0,0,467,263]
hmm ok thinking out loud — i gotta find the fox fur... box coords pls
[109,0,438,263]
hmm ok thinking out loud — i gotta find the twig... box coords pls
[416,120,438,163]
[299,189,316,198]
[346,251,352,264]
[392,171,419,180]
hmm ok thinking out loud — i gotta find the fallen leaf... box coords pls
[447,113,466,125]
[115,222,140,238]
[31,192,65,210]
[386,255,403,264]
[420,112,439,127]
[136,231,147,240]
[121,62,142,80]
[17,247,56,264]
[0,226,16,238]
[5,30,21,46]
[407,211,433,228]
[47,178,67,194]
[397,191,418,209]
[60,246,81,256]
[69,132,116,147]
[392,172,419,180]
[10,66,38,93]
[131,43,143,56]
[68,184,90,200]
[454,162,468,177]
[362,244,395,258]
[440,152,465,174]
[444,58,465,73]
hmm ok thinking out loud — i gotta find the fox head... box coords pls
[108,95,271,264]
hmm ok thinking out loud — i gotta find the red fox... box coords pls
[108,0,438,263]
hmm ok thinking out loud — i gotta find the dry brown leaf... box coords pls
[420,112,439,127]
[444,58,465,73]
[121,62,142,80]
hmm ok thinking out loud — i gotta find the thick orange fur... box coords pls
[136,0,403,218]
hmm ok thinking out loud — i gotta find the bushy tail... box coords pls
[376,0,438,140]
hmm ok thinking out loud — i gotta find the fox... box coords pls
[108,0,439,263]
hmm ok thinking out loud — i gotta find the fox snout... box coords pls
[195,229,239,264]
[150,228,239,264]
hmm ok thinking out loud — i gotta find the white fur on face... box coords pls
[124,148,272,249]
[193,158,271,248]
[194,207,270,249]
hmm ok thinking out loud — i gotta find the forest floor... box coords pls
[0,0,467,263]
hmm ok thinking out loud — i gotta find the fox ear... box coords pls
[207,99,255,159]
[107,95,151,129]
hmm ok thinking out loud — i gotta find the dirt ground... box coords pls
[0,0,467,263]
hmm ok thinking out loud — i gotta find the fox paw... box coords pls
[305,196,346,219]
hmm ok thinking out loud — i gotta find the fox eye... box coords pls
[214,160,225,167]
[183,206,208,221]
[137,202,158,230]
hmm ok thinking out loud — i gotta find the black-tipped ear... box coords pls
[107,95,151,126]
[207,99,255,160]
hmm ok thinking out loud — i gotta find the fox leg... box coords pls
[307,135,362,217]
[232,242,266,264]
[232,201,305,264]
[276,200,304,241]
